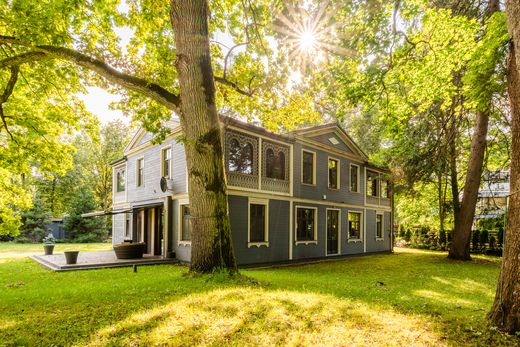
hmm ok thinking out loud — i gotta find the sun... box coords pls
[299,29,318,53]
[273,1,354,69]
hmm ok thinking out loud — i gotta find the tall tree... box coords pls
[0,0,306,271]
[488,0,520,332]
[449,0,503,260]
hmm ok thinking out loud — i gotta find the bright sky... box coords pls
[78,86,128,125]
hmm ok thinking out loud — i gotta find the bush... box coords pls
[14,236,32,244]
[489,236,496,250]
[439,230,447,250]
[398,225,406,238]
[72,233,103,243]
[404,229,412,242]
[497,227,504,247]
[472,230,480,252]
[479,229,489,250]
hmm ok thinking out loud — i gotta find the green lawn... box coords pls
[0,246,518,346]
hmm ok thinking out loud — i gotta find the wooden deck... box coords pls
[31,251,178,272]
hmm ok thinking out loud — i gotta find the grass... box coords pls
[0,245,518,346]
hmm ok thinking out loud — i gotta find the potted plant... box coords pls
[43,234,56,255]
[64,251,79,264]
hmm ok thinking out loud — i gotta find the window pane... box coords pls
[297,208,315,241]
[162,148,171,177]
[328,159,338,189]
[117,171,125,192]
[137,159,144,186]
[181,205,191,241]
[266,149,286,180]
[249,204,266,242]
[376,214,383,238]
[350,166,358,192]
[348,212,361,239]
[302,152,314,184]
[229,139,254,174]
[381,181,388,198]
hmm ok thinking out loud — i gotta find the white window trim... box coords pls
[347,210,363,243]
[136,157,144,187]
[113,163,127,203]
[178,198,191,246]
[248,198,269,248]
[366,170,380,198]
[349,163,360,193]
[327,157,341,190]
[161,145,172,179]
[295,205,318,245]
[376,212,384,241]
[325,208,341,255]
[301,149,316,186]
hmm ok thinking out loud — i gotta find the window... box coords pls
[350,164,359,192]
[249,202,268,244]
[367,173,378,197]
[381,180,388,198]
[229,138,254,174]
[124,213,131,239]
[266,149,285,180]
[376,214,383,239]
[180,205,191,241]
[348,212,361,240]
[116,170,125,192]
[296,207,317,241]
[328,158,339,189]
[136,158,144,187]
[162,147,171,178]
[302,150,315,184]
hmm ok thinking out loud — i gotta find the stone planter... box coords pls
[43,244,55,255]
[113,242,146,259]
[64,251,79,265]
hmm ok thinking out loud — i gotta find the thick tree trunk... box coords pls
[449,109,489,260]
[488,9,520,332]
[170,0,237,272]
[449,0,499,260]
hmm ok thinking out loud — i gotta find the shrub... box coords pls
[479,229,489,250]
[398,225,406,238]
[497,227,504,247]
[489,236,496,250]
[404,229,412,242]
[73,233,103,243]
[19,196,51,242]
[439,230,447,250]
[472,230,480,252]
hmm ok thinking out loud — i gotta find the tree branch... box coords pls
[0,65,19,141]
[0,36,181,111]
[214,76,254,96]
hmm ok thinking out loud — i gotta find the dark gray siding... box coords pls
[228,195,290,265]
[293,142,365,206]
[112,214,125,245]
[308,132,353,154]
[365,209,392,253]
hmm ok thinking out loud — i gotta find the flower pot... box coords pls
[43,244,55,255]
[64,251,79,265]
[113,242,146,259]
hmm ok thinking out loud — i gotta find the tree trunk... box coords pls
[448,0,499,260]
[170,0,237,273]
[488,8,520,332]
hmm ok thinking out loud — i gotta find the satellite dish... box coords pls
[160,177,175,193]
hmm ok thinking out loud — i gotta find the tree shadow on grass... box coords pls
[83,288,441,347]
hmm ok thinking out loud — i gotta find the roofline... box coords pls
[110,156,127,166]
[220,115,295,143]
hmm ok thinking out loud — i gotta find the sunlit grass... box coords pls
[0,246,517,346]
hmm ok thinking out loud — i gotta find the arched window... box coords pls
[229,138,254,174]
[266,148,275,178]
[276,151,285,180]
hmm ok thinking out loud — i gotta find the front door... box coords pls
[327,209,339,255]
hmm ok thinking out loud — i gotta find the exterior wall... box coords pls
[293,142,365,205]
[126,139,187,206]
[113,122,392,266]
[112,213,125,246]
[228,195,290,265]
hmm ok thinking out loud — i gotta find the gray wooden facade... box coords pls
[112,117,393,265]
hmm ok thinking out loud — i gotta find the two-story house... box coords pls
[111,117,393,265]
